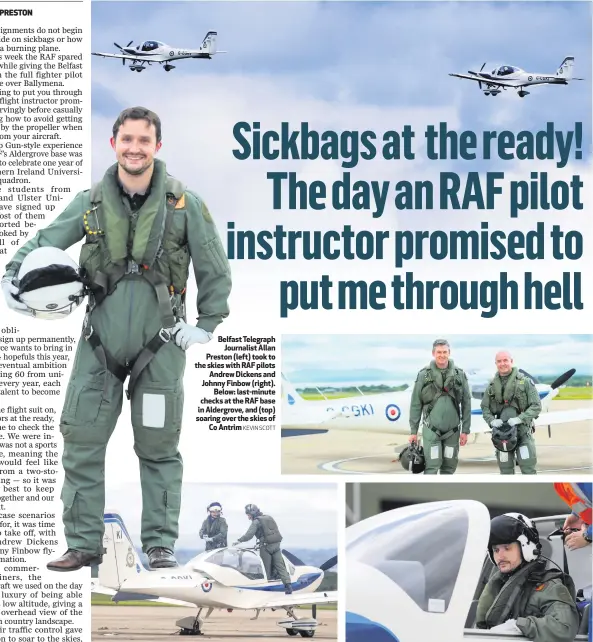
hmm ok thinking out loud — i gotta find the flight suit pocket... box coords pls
[131,384,184,461]
[167,245,190,291]
[60,374,105,427]
[79,241,103,282]
[204,237,230,277]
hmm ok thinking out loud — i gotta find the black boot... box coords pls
[47,549,102,572]
[147,547,178,569]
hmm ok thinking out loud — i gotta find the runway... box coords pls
[281,400,593,475]
[92,606,337,640]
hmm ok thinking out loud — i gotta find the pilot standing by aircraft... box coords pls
[408,339,471,474]
[233,504,293,595]
[476,513,579,642]
[2,106,232,572]
[199,502,228,551]
[481,351,541,475]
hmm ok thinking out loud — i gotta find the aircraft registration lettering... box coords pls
[536,76,553,81]
[169,575,193,580]
[342,404,374,417]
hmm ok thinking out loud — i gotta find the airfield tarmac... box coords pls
[92,606,337,640]
[281,400,593,475]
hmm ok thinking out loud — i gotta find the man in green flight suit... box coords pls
[409,339,471,474]
[233,504,293,594]
[1,107,232,571]
[199,502,228,551]
[481,351,541,475]
[476,513,579,642]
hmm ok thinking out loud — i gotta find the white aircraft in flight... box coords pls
[94,512,337,637]
[450,56,583,97]
[92,31,226,72]
[347,500,591,642]
[281,368,591,441]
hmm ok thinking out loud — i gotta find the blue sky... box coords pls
[90,2,592,329]
[281,333,593,383]
[91,0,591,161]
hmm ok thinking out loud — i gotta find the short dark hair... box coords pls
[112,106,162,143]
[432,339,450,349]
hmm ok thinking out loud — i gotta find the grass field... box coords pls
[554,387,593,400]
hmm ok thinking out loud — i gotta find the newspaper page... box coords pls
[0,2,591,642]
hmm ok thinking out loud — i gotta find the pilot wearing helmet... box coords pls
[233,504,293,595]
[199,502,228,551]
[476,513,579,642]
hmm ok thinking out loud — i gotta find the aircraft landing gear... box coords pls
[278,608,317,638]
[176,613,204,636]
[129,64,145,73]
[164,64,176,72]
[517,90,530,98]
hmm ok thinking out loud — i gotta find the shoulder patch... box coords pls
[202,202,212,223]
[535,583,546,591]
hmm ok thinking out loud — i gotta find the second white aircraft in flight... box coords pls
[450,56,583,97]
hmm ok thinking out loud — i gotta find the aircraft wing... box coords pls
[449,73,520,87]
[468,407,592,435]
[258,591,337,609]
[91,52,168,62]
[534,408,593,426]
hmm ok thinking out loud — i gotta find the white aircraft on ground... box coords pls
[93,511,337,637]
[347,500,591,642]
[450,56,583,97]
[281,368,591,442]
[91,31,226,72]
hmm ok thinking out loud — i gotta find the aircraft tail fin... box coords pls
[200,30,218,55]
[281,373,304,408]
[99,511,147,590]
[556,56,574,80]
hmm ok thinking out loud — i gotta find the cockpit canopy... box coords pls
[492,65,521,76]
[201,549,266,580]
[140,41,163,52]
[193,547,296,581]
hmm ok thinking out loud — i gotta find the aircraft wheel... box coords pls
[286,630,298,637]
[136,68,142,72]
[299,632,315,638]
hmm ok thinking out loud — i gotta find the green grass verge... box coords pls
[554,387,593,400]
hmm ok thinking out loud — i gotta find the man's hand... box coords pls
[459,433,468,447]
[489,619,521,634]
[408,435,418,444]
[2,278,33,317]
[565,526,590,551]
[563,513,582,532]
[507,417,522,427]
[490,419,503,428]
[203,537,213,543]
[172,321,212,350]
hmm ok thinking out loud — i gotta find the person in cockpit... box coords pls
[476,513,579,642]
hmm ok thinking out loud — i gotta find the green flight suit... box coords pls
[236,515,291,586]
[3,159,232,556]
[476,561,579,642]
[199,516,228,551]
[481,368,541,475]
[409,359,471,475]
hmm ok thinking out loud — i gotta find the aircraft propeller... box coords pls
[477,62,486,90]
[114,41,134,65]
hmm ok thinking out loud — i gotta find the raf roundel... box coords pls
[201,580,213,593]
[385,404,401,422]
